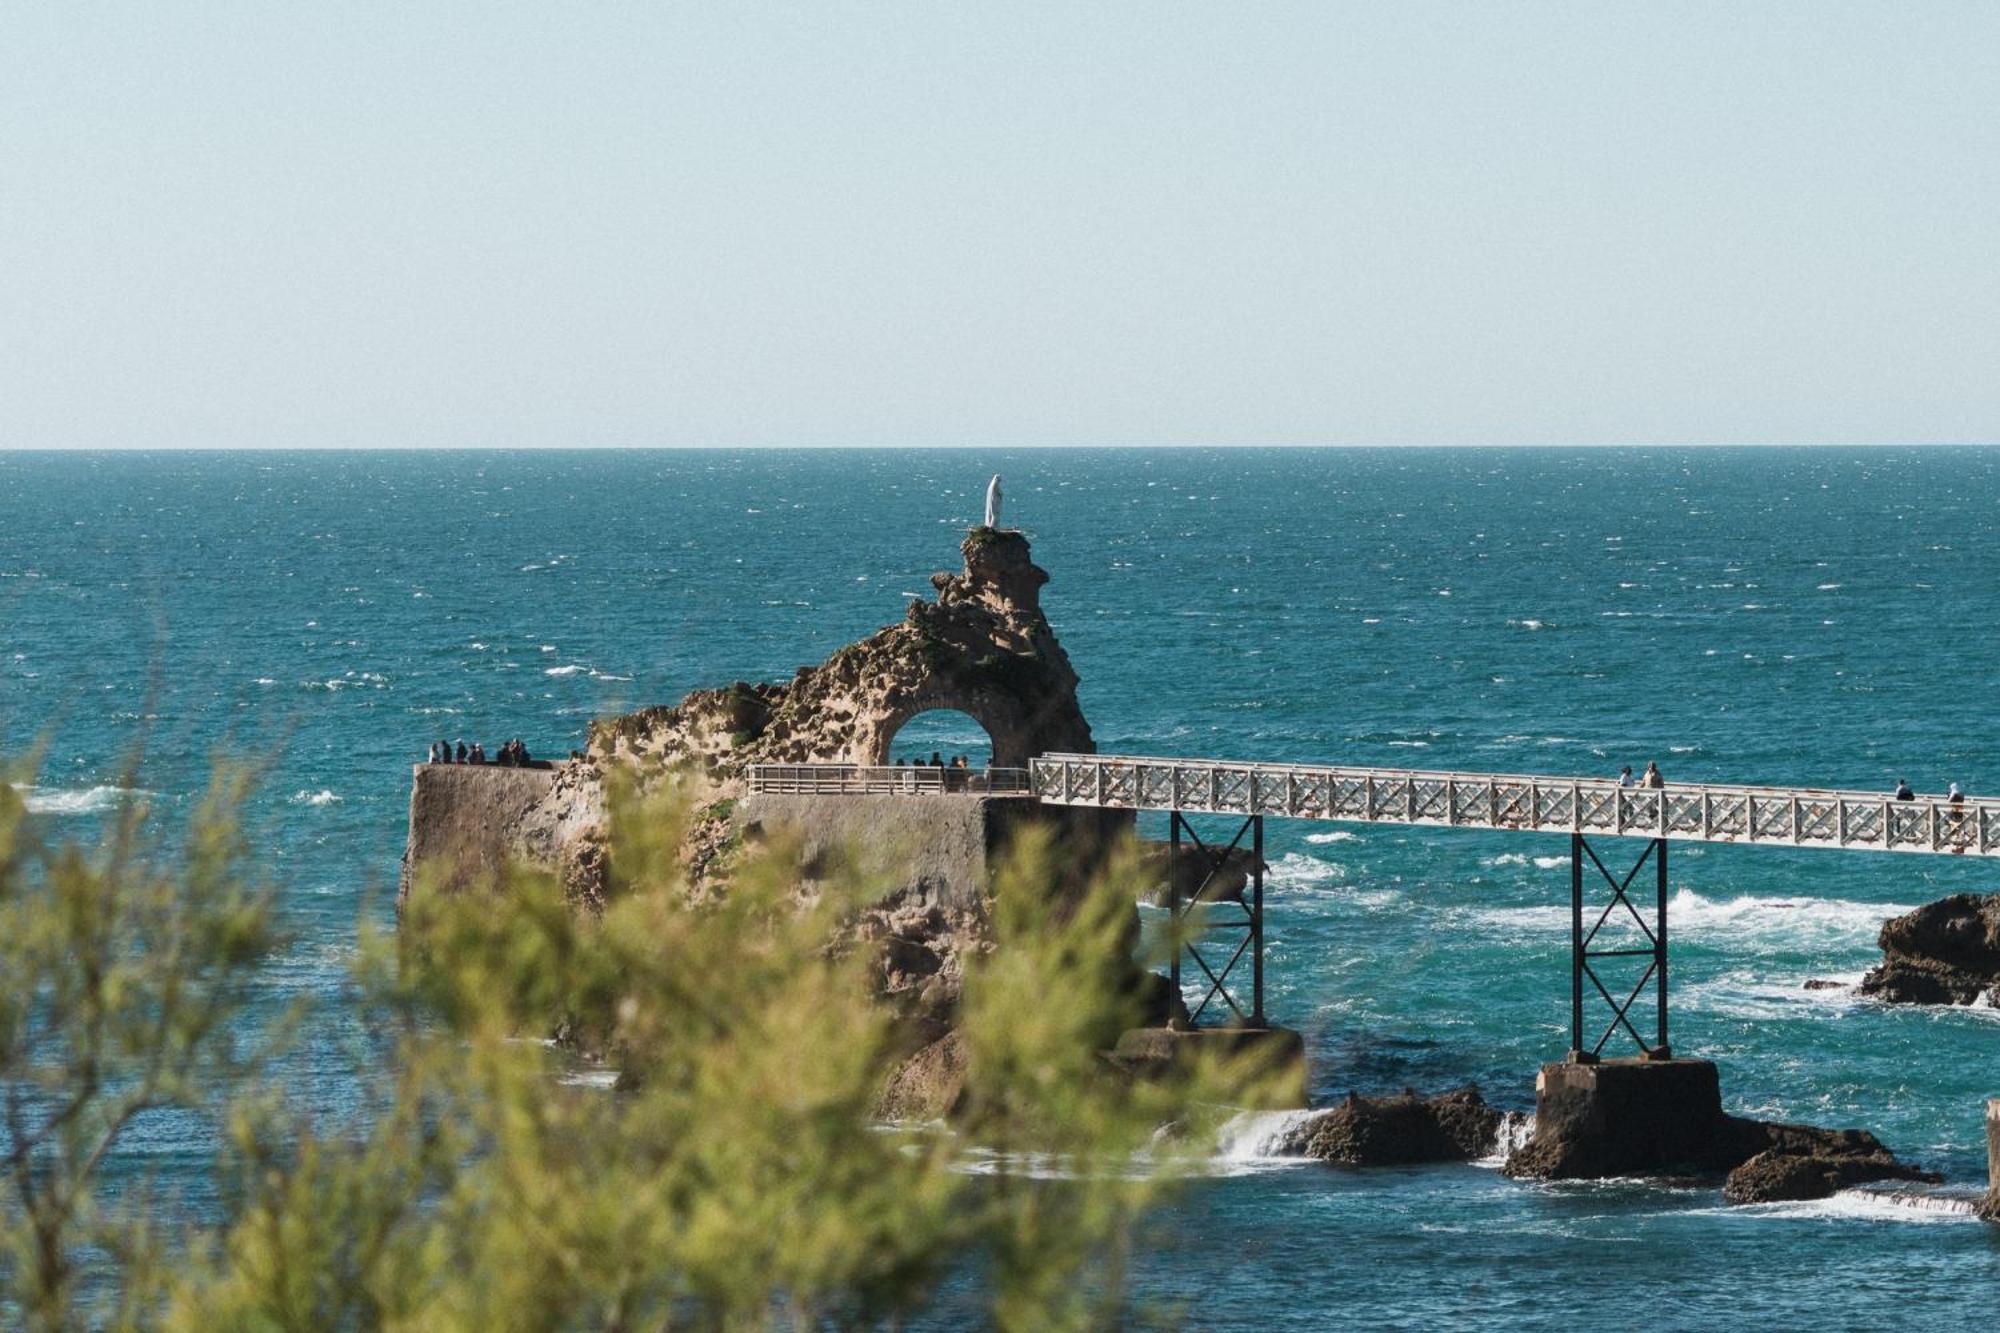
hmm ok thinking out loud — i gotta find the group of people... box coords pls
[1616,761,1667,789]
[1894,778,1966,804]
[894,752,982,791]
[428,738,534,767]
[896,753,976,771]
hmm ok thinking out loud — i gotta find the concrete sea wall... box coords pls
[399,763,559,912]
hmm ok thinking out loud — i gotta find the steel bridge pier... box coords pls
[1569,833,1670,1063]
[1166,810,1266,1029]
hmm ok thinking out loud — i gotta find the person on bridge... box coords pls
[1949,782,1965,804]
[1895,778,1915,801]
[1641,761,1664,789]
[1618,765,1635,788]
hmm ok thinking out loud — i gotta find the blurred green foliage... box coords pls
[2,767,1278,1330]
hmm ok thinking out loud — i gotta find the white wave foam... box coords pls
[1267,852,1343,886]
[1482,852,1529,868]
[1475,1112,1536,1167]
[1304,831,1359,844]
[544,665,585,676]
[1212,1108,1320,1162]
[1725,1184,1984,1225]
[291,789,342,806]
[1464,890,1908,951]
[20,785,143,816]
[587,670,633,682]
[558,1068,620,1090]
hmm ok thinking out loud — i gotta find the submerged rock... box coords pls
[1298,1086,1503,1166]
[1858,893,2000,1006]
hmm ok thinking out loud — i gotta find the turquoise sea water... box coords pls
[3,447,1998,1327]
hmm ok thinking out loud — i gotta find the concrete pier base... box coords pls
[1108,1026,1308,1108]
[1983,1099,2000,1222]
[1505,1058,1734,1179]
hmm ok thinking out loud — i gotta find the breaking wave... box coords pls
[1463,890,1908,952]
[291,789,342,806]
[1475,1112,1536,1167]
[1212,1108,1319,1163]
[1305,830,1359,844]
[1267,852,1344,887]
[1479,852,1569,870]
[1719,1183,1985,1225]
[19,785,144,816]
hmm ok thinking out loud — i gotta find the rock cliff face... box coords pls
[1858,893,2000,1006]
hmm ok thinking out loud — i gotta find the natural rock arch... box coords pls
[587,529,1096,775]
[878,704,1000,767]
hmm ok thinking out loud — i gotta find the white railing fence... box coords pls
[748,764,1033,796]
[1029,753,2000,857]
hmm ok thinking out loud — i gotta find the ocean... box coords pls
[3,447,1997,1327]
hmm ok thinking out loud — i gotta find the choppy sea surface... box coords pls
[2,447,1997,1327]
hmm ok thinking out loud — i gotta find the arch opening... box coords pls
[881,708,997,770]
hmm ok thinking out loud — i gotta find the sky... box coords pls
[2,2,1996,449]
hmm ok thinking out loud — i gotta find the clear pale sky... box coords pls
[3,3,1995,448]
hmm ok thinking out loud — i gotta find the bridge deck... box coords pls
[1029,753,1999,857]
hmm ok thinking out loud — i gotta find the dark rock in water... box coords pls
[1501,1059,1934,1203]
[1858,893,2000,1006]
[875,1030,967,1121]
[1724,1142,1938,1204]
[1130,969,1191,1029]
[1801,978,1850,991]
[1300,1085,1502,1166]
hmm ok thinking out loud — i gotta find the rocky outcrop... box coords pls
[588,529,1092,775]
[1502,1059,1934,1203]
[1724,1135,1937,1204]
[1296,1087,1504,1166]
[488,529,1099,909]
[400,528,1129,1113]
[1858,894,2000,1006]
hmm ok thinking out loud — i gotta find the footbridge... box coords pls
[749,755,1993,1063]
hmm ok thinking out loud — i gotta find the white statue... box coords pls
[983,474,1003,529]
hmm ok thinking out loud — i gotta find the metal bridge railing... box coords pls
[1030,753,2000,857]
[747,764,1034,797]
